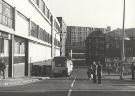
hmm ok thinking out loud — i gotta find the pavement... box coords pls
[102,74,131,80]
[0,74,134,87]
[0,68,135,96]
[0,67,135,88]
[0,76,50,87]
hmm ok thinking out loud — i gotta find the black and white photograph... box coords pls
[0,0,135,96]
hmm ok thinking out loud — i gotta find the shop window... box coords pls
[14,41,25,54]
[0,38,9,56]
[4,39,8,54]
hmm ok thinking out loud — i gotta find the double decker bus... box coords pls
[52,56,73,77]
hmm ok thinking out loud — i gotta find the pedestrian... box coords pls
[97,61,102,84]
[87,66,93,80]
[108,63,111,75]
[92,61,97,83]
[0,59,6,79]
[131,61,135,80]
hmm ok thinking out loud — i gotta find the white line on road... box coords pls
[67,89,72,96]
[1,89,135,93]
[71,77,76,87]
[67,77,76,96]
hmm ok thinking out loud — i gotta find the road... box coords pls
[0,67,135,96]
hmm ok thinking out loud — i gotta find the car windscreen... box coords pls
[54,57,67,67]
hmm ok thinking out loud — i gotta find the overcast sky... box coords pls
[48,0,135,30]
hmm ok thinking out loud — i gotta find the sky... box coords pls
[48,0,135,30]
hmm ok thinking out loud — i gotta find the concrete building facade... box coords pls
[105,28,135,62]
[104,28,135,74]
[0,0,60,78]
[57,17,67,56]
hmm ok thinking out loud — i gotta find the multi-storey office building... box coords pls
[57,17,67,56]
[0,0,60,78]
[85,28,135,64]
[105,28,135,73]
[66,26,110,66]
[105,28,135,62]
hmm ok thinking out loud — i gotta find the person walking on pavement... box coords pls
[92,61,97,83]
[97,61,102,84]
[87,66,93,80]
[0,59,6,79]
[131,61,135,80]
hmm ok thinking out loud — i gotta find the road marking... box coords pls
[127,86,135,89]
[67,77,76,96]
[71,77,76,87]
[0,89,135,93]
[67,89,72,96]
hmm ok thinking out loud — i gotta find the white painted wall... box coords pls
[15,0,51,34]
[15,13,29,38]
[29,42,51,63]
[4,0,15,7]
[3,0,61,60]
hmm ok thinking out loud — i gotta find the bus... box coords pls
[52,56,73,77]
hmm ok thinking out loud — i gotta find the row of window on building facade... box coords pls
[0,0,60,31]
[0,32,25,55]
[33,0,61,32]
[31,21,60,47]
[54,19,60,32]
[0,0,61,53]
[33,0,52,22]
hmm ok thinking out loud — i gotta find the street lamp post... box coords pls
[120,0,126,80]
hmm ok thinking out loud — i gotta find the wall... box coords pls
[15,0,51,35]
[29,41,51,63]
[15,12,29,38]
[0,0,61,78]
